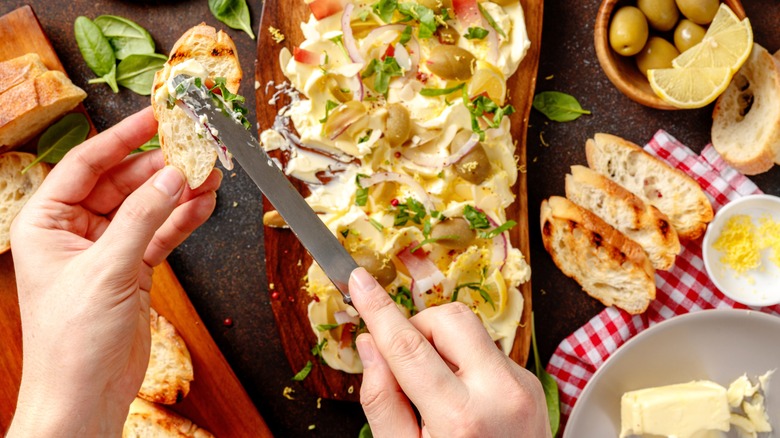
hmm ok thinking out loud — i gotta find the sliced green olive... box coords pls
[454,143,491,185]
[427,45,476,81]
[431,218,477,249]
[437,26,460,45]
[351,247,397,287]
[386,103,411,147]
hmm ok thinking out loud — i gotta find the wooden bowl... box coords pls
[594,0,746,110]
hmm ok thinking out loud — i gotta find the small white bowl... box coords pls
[702,194,780,307]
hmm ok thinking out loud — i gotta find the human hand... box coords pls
[349,268,551,438]
[7,107,221,437]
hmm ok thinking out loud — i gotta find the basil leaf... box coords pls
[93,15,155,60]
[115,53,167,95]
[372,0,397,23]
[75,16,118,92]
[399,25,413,45]
[420,82,465,97]
[22,113,90,173]
[132,134,160,154]
[532,91,591,122]
[532,313,561,437]
[208,0,256,39]
[358,423,373,438]
[291,360,313,381]
[463,205,490,229]
[464,27,489,40]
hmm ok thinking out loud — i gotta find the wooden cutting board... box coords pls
[257,0,543,401]
[0,6,272,436]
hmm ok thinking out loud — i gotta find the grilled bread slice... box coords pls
[138,308,194,405]
[152,24,242,189]
[0,53,48,95]
[585,133,713,241]
[565,165,681,270]
[0,70,86,152]
[1,152,49,254]
[541,196,656,315]
[711,43,780,174]
[123,397,214,438]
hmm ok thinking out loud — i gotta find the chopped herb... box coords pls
[362,56,404,95]
[451,282,494,310]
[340,229,350,238]
[463,205,490,229]
[316,323,340,331]
[357,9,371,21]
[372,0,397,23]
[292,360,313,381]
[392,286,416,314]
[207,77,252,130]
[422,218,432,238]
[464,26,489,40]
[311,339,328,363]
[369,218,384,231]
[319,100,339,123]
[355,174,369,206]
[478,220,517,239]
[397,2,438,39]
[431,209,442,218]
[411,234,459,253]
[478,3,506,38]
[393,197,426,226]
[399,25,413,45]
[462,89,515,140]
[436,171,445,179]
[358,129,373,143]
[420,82,465,97]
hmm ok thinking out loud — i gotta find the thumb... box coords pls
[95,166,185,270]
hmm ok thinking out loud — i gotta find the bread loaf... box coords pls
[123,397,214,438]
[585,133,713,240]
[152,24,242,189]
[138,308,194,405]
[565,165,680,270]
[540,196,656,315]
[0,152,49,254]
[711,43,780,174]
[0,53,48,95]
[0,70,87,152]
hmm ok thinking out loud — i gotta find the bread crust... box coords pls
[541,196,655,314]
[138,308,194,405]
[123,397,214,438]
[0,53,48,95]
[0,152,49,254]
[586,133,713,240]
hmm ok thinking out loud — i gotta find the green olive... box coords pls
[351,247,397,287]
[609,6,649,57]
[673,19,707,52]
[637,0,680,32]
[635,37,680,77]
[426,45,476,81]
[431,218,477,250]
[437,26,460,45]
[386,103,411,147]
[454,143,491,184]
[675,0,719,25]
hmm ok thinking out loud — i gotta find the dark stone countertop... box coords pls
[2,0,778,436]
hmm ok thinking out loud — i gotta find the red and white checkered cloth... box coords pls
[546,130,780,423]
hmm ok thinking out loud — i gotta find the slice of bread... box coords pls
[540,196,656,315]
[152,24,242,189]
[712,43,780,174]
[0,70,87,152]
[585,133,714,241]
[0,53,48,95]
[565,165,681,270]
[123,397,214,438]
[0,152,49,254]
[138,308,194,405]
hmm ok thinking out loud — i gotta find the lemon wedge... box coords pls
[473,269,507,321]
[672,4,753,73]
[468,60,506,105]
[648,66,732,109]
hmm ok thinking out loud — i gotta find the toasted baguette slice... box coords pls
[0,53,48,95]
[541,196,655,314]
[123,397,214,438]
[138,308,194,405]
[585,133,714,240]
[712,43,780,173]
[0,152,49,254]
[565,165,681,270]
[152,24,242,189]
[0,70,87,152]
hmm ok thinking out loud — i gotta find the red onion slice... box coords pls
[359,171,435,212]
[341,4,364,65]
[334,310,359,326]
[401,133,479,169]
[397,243,445,310]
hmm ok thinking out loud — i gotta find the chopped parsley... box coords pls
[420,82,465,97]
[478,3,507,38]
[411,234,459,253]
[369,218,385,231]
[207,77,252,130]
[371,0,446,39]
[355,174,369,206]
[316,323,340,331]
[393,197,427,226]
[464,26,489,40]
[399,25,413,45]
[362,56,404,95]
[357,8,371,21]
[358,129,373,143]
[311,339,328,363]
[319,100,339,123]
[392,286,416,314]
[292,360,313,381]
[463,205,490,229]
[479,220,517,239]
[451,282,495,310]
[463,90,516,141]
[372,0,397,23]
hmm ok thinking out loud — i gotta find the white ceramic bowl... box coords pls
[702,194,780,307]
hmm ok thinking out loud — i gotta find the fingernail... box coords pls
[352,267,378,291]
[356,337,375,368]
[154,166,185,197]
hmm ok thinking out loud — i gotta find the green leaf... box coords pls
[22,113,90,173]
[115,53,167,95]
[292,360,313,381]
[319,100,340,124]
[372,0,397,23]
[362,57,403,95]
[532,313,561,437]
[358,422,373,438]
[132,134,160,154]
[464,27,489,40]
[478,3,506,38]
[397,3,438,39]
[93,15,155,60]
[316,323,340,331]
[478,220,517,239]
[399,25,413,45]
[420,82,465,97]
[208,0,255,39]
[392,286,416,314]
[463,205,490,229]
[355,174,369,206]
[74,16,116,77]
[532,91,591,122]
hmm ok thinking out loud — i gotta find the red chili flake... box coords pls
[271,291,280,300]
[394,151,402,158]
[416,71,429,83]
[390,198,399,207]
[223,318,233,327]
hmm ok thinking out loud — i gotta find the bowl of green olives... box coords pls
[594,0,746,109]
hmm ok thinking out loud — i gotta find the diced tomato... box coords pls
[293,47,321,65]
[452,0,481,27]
[382,44,395,60]
[339,322,356,348]
[309,0,345,20]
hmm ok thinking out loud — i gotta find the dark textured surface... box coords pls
[2,0,778,436]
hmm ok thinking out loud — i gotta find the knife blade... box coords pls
[171,75,356,304]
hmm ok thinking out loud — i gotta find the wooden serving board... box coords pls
[257,0,543,401]
[0,6,272,436]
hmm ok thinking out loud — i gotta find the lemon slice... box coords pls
[672,4,753,72]
[468,60,506,105]
[473,269,507,321]
[648,66,732,109]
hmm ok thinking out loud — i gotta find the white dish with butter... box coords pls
[564,309,780,437]
[702,194,780,307]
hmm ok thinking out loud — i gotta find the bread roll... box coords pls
[0,152,49,254]
[138,308,194,405]
[0,53,48,95]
